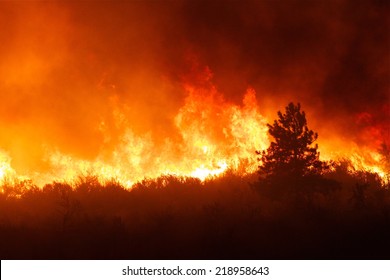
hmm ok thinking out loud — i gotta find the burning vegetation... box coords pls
[0,1,389,259]
[0,73,387,188]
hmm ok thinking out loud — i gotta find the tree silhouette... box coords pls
[257,102,327,185]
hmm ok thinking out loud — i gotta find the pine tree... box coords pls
[257,102,326,181]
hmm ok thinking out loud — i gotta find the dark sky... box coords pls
[0,0,388,173]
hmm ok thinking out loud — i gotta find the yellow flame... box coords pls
[0,151,16,182]
[26,86,269,187]
[191,160,229,181]
[0,82,387,189]
[319,143,388,182]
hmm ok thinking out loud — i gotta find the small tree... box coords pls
[257,102,327,183]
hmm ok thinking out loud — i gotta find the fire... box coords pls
[0,150,16,182]
[0,64,388,190]
[0,2,387,192]
[319,143,389,182]
[347,151,387,180]
[191,160,229,181]
[37,81,270,187]
[0,69,388,190]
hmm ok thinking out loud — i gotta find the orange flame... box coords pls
[36,84,270,187]
[0,60,387,188]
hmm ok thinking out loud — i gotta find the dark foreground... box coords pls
[0,167,389,259]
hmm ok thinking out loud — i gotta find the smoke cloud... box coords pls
[0,0,388,178]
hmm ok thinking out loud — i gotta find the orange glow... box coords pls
[0,2,388,190]
[319,143,388,182]
[36,83,270,187]
[0,151,12,181]
[0,70,387,189]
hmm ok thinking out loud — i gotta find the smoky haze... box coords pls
[0,0,388,176]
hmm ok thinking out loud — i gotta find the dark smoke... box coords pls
[0,0,388,175]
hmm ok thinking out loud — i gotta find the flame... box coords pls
[0,75,388,190]
[0,150,16,182]
[0,3,387,192]
[36,83,269,187]
[0,69,387,189]
[319,142,389,182]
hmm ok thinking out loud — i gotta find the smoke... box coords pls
[0,0,388,179]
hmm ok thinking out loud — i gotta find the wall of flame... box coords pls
[0,1,388,187]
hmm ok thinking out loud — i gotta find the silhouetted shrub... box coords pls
[0,168,388,259]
